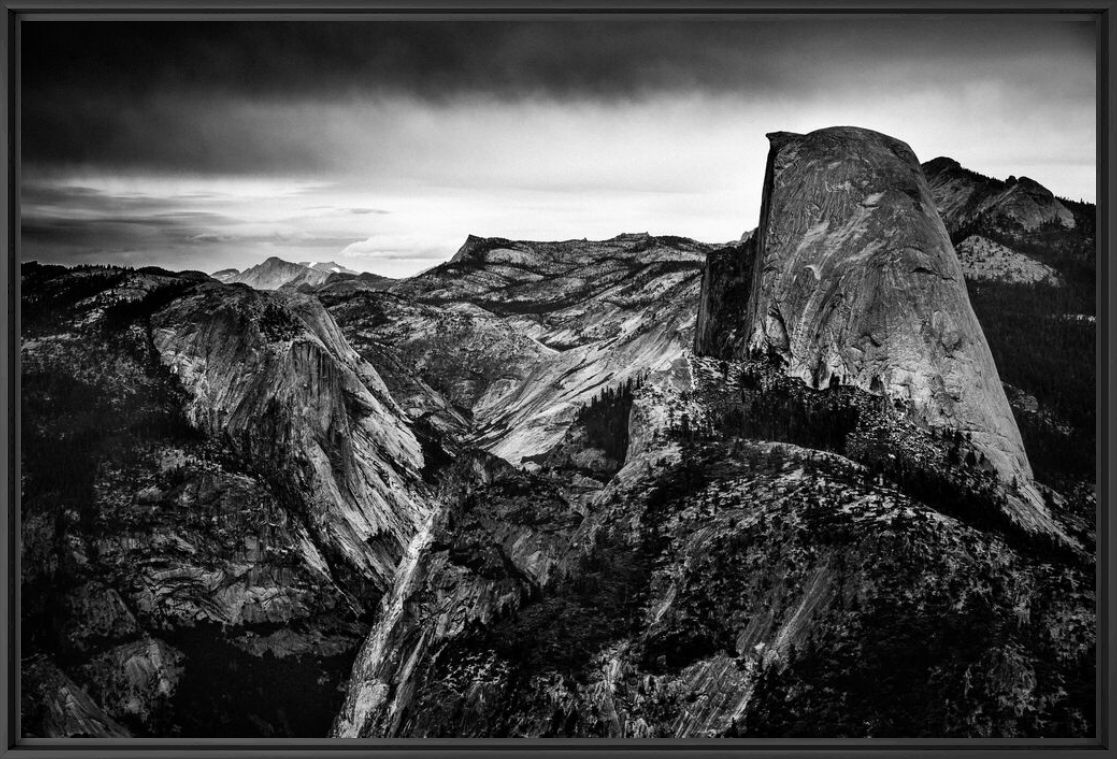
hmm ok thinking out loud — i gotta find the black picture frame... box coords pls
[2,1,1114,757]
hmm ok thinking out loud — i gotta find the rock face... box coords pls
[922,157,1076,234]
[330,355,1095,740]
[228,257,387,293]
[694,240,755,358]
[303,271,396,297]
[19,263,419,737]
[79,637,184,728]
[228,257,332,291]
[22,656,132,737]
[329,233,711,465]
[712,126,1055,538]
[151,284,429,592]
[954,235,1063,285]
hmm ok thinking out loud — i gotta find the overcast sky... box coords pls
[21,17,1096,277]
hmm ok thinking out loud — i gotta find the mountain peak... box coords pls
[765,130,801,151]
[922,157,1075,232]
[922,156,962,176]
[450,235,516,264]
[227,256,322,290]
[698,125,1063,541]
[1008,175,1050,193]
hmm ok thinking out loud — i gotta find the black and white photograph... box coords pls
[9,9,1106,743]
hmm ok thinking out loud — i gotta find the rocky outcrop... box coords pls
[22,656,132,737]
[331,452,591,738]
[19,263,413,737]
[330,233,711,465]
[444,232,709,270]
[700,127,1057,539]
[922,157,1076,234]
[221,258,389,295]
[306,271,396,297]
[60,582,140,651]
[79,637,184,728]
[954,235,1063,285]
[151,284,429,593]
[694,240,755,359]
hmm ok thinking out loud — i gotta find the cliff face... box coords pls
[714,127,1054,538]
[922,157,1076,234]
[151,284,429,593]
[330,233,710,465]
[693,240,756,359]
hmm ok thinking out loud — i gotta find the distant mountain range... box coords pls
[214,257,375,291]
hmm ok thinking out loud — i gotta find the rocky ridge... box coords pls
[325,232,712,465]
[225,256,322,290]
[922,157,1076,234]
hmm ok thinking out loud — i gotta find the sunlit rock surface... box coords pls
[922,157,1076,234]
[327,233,710,465]
[226,257,331,291]
[728,127,1056,539]
[20,264,404,737]
[954,235,1063,285]
[151,284,429,591]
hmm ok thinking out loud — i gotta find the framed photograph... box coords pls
[2,1,1113,757]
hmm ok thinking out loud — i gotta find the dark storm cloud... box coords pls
[20,180,366,267]
[22,182,233,218]
[22,20,793,103]
[18,16,1097,273]
[23,18,1093,100]
[22,17,1095,173]
[23,213,358,256]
